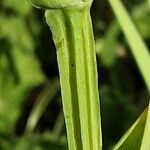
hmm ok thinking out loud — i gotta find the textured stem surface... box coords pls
[46,3,102,150]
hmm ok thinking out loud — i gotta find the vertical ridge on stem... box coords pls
[45,4,102,150]
[82,9,102,150]
[63,9,83,150]
[45,10,83,150]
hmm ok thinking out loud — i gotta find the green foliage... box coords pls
[0,133,67,150]
[108,0,150,149]
[96,22,120,68]
[25,79,60,135]
[0,0,149,149]
[141,102,150,149]
[108,0,150,90]
[132,3,150,39]
[0,0,66,149]
[0,2,45,136]
[113,107,148,149]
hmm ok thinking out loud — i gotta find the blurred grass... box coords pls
[0,0,149,149]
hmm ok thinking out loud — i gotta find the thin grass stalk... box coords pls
[108,0,150,90]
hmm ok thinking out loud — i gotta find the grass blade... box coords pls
[25,79,60,135]
[108,0,150,149]
[108,0,150,90]
[51,109,65,141]
[140,102,150,149]
[113,108,148,150]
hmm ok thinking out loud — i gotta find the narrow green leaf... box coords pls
[113,108,148,150]
[108,1,150,149]
[108,0,150,90]
[25,79,60,135]
[51,110,65,141]
[140,102,150,149]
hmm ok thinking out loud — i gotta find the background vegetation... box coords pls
[0,0,149,149]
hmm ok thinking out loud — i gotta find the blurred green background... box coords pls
[0,0,149,149]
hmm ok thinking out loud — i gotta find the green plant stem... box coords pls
[25,79,60,135]
[51,109,64,141]
[108,0,150,91]
[45,3,102,150]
